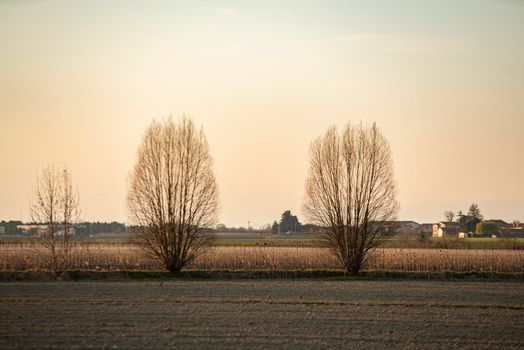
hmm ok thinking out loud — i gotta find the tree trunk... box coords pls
[346,257,362,276]
[168,262,183,276]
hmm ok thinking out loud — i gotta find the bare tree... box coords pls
[127,117,219,274]
[444,210,455,222]
[31,164,80,272]
[303,122,399,275]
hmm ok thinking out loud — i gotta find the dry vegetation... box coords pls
[304,122,399,275]
[0,244,522,272]
[127,117,219,273]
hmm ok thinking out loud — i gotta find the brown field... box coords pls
[1,244,523,272]
[1,280,523,349]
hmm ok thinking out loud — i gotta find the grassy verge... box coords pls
[0,269,522,281]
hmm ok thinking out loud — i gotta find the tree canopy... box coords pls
[475,221,499,236]
[458,204,483,233]
[303,122,398,275]
[278,210,302,233]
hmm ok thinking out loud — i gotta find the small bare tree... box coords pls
[304,122,399,275]
[444,210,455,222]
[127,117,219,274]
[31,165,80,272]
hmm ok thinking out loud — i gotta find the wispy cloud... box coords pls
[330,33,466,55]
[216,7,239,16]
[331,34,398,42]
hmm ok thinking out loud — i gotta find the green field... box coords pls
[210,234,524,249]
[1,234,524,249]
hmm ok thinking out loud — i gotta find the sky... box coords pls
[1,0,523,227]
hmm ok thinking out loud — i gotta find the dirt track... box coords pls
[1,280,523,349]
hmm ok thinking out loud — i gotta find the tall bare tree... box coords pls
[31,164,80,272]
[303,122,399,275]
[127,117,219,274]
[444,210,455,222]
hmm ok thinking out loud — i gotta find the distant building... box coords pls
[383,221,420,229]
[432,222,461,238]
[500,224,524,238]
[17,224,47,236]
[54,227,76,236]
[484,219,511,229]
[419,223,434,236]
[16,224,76,237]
[381,221,420,236]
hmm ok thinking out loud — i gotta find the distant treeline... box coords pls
[0,220,126,236]
[0,220,24,235]
[78,222,126,235]
[0,220,318,236]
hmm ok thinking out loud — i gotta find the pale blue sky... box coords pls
[1,0,523,226]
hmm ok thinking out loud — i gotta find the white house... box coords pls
[432,222,461,238]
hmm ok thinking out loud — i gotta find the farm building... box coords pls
[432,222,461,238]
[16,224,76,237]
[380,221,421,236]
[418,223,434,236]
[485,219,511,229]
[16,224,47,236]
[500,226,524,238]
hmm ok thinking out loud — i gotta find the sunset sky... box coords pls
[1,0,523,227]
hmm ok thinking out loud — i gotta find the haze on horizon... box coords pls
[1,0,523,227]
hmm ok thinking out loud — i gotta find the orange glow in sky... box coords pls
[1,1,523,226]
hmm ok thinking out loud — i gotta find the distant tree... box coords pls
[466,203,483,232]
[127,117,219,274]
[278,210,301,233]
[457,204,483,233]
[513,220,521,228]
[457,210,467,231]
[304,122,398,275]
[30,164,80,273]
[271,221,279,234]
[476,221,499,236]
[444,210,455,222]
[78,221,126,236]
[0,220,23,235]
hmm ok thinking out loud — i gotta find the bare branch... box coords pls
[30,164,80,273]
[303,122,399,275]
[127,117,219,274]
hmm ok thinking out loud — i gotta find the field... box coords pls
[2,234,524,249]
[1,243,523,273]
[212,235,524,249]
[1,280,523,349]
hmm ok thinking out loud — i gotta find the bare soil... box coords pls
[0,280,523,349]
